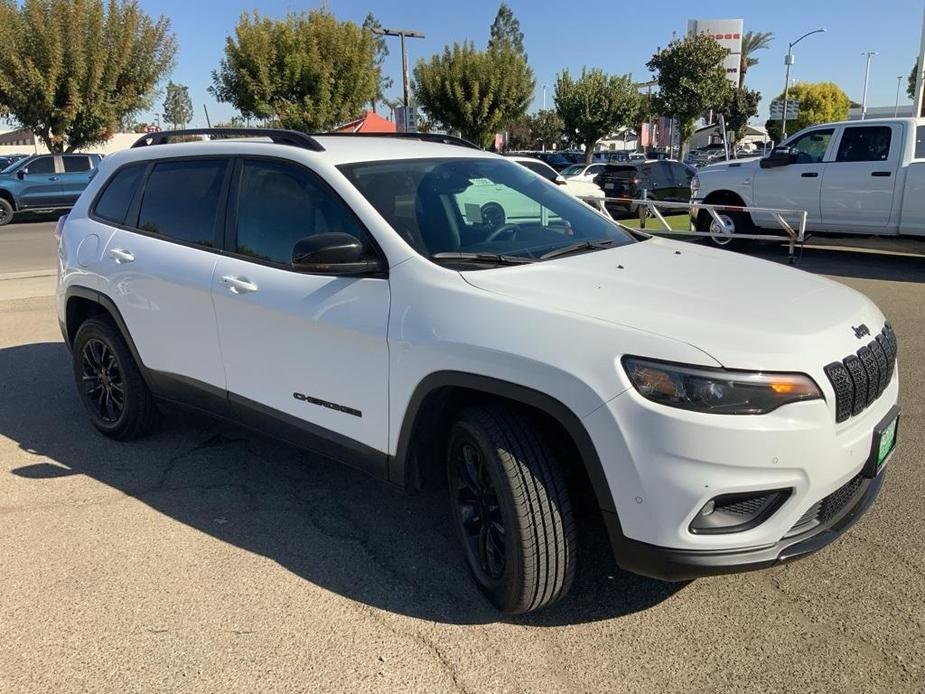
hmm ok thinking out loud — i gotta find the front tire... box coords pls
[447,405,576,614]
[0,198,15,226]
[72,318,160,440]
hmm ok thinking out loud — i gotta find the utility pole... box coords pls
[542,84,547,111]
[860,51,878,120]
[372,27,425,133]
[781,28,826,139]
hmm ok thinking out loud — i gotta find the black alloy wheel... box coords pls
[80,338,125,424]
[453,439,507,581]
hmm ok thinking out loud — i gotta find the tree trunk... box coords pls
[584,136,597,164]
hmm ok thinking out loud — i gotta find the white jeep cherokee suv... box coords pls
[56,129,900,614]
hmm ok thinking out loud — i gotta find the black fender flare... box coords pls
[389,371,617,514]
[64,285,147,375]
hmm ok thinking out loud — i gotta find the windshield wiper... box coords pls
[430,252,536,266]
[539,239,615,260]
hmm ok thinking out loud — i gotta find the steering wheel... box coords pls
[485,223,521,242]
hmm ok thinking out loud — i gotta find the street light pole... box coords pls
[372,27,425,133]
[781,28,826,140]
[860,51,878,120]
[895,75,904,116]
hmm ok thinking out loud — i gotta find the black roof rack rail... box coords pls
[131,128,325,152]
[311,131,482,150]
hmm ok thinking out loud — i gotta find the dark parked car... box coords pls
[593,160,696,216]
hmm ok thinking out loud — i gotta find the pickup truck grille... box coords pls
[823,324,897,423]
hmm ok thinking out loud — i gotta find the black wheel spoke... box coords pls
[453,437,506,581]
[80,338,125,424]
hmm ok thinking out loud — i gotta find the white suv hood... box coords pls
[462,238,884,370]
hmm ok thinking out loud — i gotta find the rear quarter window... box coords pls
[92,164,146,225]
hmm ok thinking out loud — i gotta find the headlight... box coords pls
[690,174,700,195]
[622,357,822,415]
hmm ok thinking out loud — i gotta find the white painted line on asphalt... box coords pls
[0,269,57,282]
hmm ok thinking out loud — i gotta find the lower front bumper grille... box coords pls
[786,473,866,538]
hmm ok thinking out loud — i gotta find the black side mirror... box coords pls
[291,232,382,275]
[16,168,26,179]
[760,146,793,169]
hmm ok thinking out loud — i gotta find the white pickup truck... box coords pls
[690,117,925,244]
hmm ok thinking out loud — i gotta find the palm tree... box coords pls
[740,31,774,86]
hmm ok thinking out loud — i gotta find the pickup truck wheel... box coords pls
[72,318,160,440]
[0,198,14,226]
[447,405,576,614]
[696,208,753,248]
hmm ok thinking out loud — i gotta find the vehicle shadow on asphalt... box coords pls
[0,342,684,626]
[745,243,925,283]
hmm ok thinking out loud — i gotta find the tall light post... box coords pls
[542,84,547,111]
[860,51,879,120]
[895,75,904,116]
[372,27,425,132]
[781,28,826,139]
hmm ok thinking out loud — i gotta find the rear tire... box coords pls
[72,318,160,440]
[696,207,754,249]
[447,405,576,614]
[0,198,14,226]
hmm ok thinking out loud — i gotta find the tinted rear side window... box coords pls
[137,159,228,246]
[835,126,892,162]
[916,126,925,159]
[94,164,145,224]
[63,156,91,172]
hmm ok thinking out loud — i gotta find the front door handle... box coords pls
[801,172,819,178]
[48,176,59,181]
[108,248,135,264]
[871,171,892,177]
[221,275,258,294]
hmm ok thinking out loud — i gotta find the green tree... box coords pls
[554,68,640,163]
[0,0,175,152]
[908,60,918,101]
[647,33,730,155]
[488,3,525,56]
[739,31,773,86]
[413,42,534,148]
[210,9,379,131]
[163,81,193,129]
[716,86,761,142]
[770,81,850,134]
[505,113,532,150]
[531,109,564,150]
[363,12,393,111]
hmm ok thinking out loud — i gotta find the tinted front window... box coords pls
[235,159,366,265]
[835,126,892,162]
[137,159,227,246]
[94,164,145,224]
[63,156,92,172]
[26,157,55,175]
[787,129,834,164]
[339,157,635,264]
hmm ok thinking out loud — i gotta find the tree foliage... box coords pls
[363,12,393,111]
[716,86,760,141]
[554,68,640,163]
[163,81,193,129]
[647,33,730,151]
[0,0,175,152]
[531,109,564,150]
[908,60,919,101]
[488,3,525,56]
[413,42,533,148]
[505,113,532,149]
[739,31,773,86]
[210,9,379,131]
[770,81,850,134]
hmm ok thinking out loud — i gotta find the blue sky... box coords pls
[137,0,925,127]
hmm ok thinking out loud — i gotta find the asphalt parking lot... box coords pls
[1,219,924,693]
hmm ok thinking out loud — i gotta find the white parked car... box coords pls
[692,117,925,245]
[57,129,899,614]
[560,162,608,183]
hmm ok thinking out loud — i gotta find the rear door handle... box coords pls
[48,176,59,181]
[108,248,135,264]
[871,171,892,177]
[221,275,258,294]
[801,172,819,178]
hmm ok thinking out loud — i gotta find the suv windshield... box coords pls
[339,157,635,267]
[561,165,585,175]
[1,157,27,174]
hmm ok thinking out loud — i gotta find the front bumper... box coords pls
[603,465,886,581]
